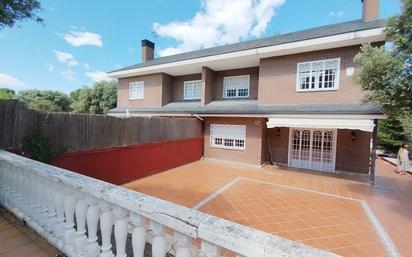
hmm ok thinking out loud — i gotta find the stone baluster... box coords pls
[199,241,221,257]
[150,221,166,257]
[46,181,57,233]
[131,213,146,257]
[54,187,66,238]
[63,190,78,246]
[74,193,88,255]
[37,177,50,227]
[27,173,39,221]
[99,201,114,257]
[174,232,191,257]
[85,196,101,257]
[113,206,128,257]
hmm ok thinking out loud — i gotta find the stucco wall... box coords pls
[204,117,266,166]
[258,45,364,105]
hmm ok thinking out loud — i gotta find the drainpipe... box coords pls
[370,119,378,185]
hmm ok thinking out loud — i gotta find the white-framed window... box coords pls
[129,81,144,100]
[210,124,246,150]
[223,75,250,98]
[296,58,340,92]
[183,80,201,100]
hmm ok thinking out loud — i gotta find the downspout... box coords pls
[370,119,378,185]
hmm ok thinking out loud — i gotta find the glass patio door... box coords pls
[288,128,337,172]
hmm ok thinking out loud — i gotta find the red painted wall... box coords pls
[53,137,203,185]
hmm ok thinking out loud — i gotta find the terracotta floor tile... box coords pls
[1,243,42,257]
[123,159,412,256]
[0,227,22,242]
[0,234,31,254]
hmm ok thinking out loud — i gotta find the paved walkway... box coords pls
[124,159,412,257]
[0,206,61,257]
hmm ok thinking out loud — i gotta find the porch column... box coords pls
[370,119,378,185]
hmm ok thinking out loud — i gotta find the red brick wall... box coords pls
[267,127,289,165]
[336,129,371,173]
[203,117,266,166]
[258,45,364,105]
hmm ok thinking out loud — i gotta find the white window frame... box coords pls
[128,81,144,100]
[296,58,341,92]
[287,128,337,172]
[210,124,246,151]
[223,75,250,98]
[183,80,202,100]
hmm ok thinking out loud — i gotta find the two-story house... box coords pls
[108,0,386,176]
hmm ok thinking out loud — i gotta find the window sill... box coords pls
[296,88,339,93]
[211,146,245,151]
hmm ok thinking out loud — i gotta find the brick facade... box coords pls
[258,45,364,105]
[204,117,266,166]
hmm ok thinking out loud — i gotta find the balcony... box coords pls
[0,150,335,257]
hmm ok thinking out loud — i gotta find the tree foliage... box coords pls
[16,89,71,112]
[0,88,15,99]
[23,120,57,164]
[0,0,43,29]
[354,0,412,153]
[70,80,117,114]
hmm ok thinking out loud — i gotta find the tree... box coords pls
[16,89,71,112]
[0,0,43,29]
[0,88,15,99]
[70,80,117,114]
[354,0,412,153]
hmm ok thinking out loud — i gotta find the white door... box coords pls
[288,128,337,172]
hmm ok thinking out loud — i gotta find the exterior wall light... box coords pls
[276,128,281,136]
[351,131,357,141]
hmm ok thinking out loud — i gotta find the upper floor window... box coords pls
[210,124,246,150]
[183,80,201,100]
[129,81,144,100]
[223,75,250,98]
[296,58,340,92]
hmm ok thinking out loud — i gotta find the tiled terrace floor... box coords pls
[0,206,61,257]
[124,159,412,257]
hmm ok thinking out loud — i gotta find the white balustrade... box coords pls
[99,201,114,257]
[113,206,128,257]
[0,151,338,257]
[131,213,146,257]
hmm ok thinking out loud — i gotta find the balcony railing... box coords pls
[0,150,337,257]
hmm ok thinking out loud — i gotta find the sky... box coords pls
[0,0,401,94]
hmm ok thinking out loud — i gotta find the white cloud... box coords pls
[54,50,78,66]
[328,10,345,18]
[83,63,90,69]
[0,73,27,89]
[60,68,76,80]
[85,71,114,82]
[153,0,285,56]
[61,30,103,47]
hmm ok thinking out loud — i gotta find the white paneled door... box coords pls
[288,128,337,172]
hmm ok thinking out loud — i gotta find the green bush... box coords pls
[23,121,58,164]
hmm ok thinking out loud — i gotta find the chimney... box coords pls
[362,0,379,21]
[141,39,154,63]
